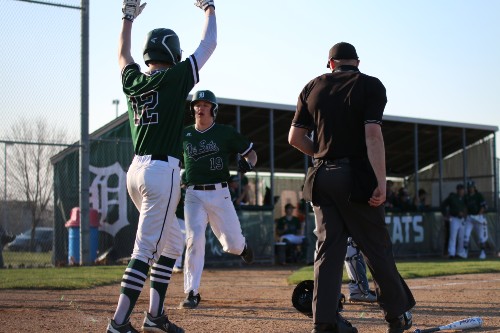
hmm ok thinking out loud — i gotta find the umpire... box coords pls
[289,42,415,333]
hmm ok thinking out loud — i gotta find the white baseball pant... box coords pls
[175,217,186,268]
[447,216,465,257]
[183,184,246,294]
[126,155,184,265]
[280,234,305,245]
[464,214,488,245]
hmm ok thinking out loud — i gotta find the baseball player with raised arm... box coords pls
[180,90,257,309]
[107,1,216,332]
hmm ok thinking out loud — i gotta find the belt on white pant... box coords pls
[134,154,181,167]
[189,182,228,191]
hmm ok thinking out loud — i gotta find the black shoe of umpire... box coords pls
[311,313,358,333]
[386,311,412,333]
[240,244,254,264]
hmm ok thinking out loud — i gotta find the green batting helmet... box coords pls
[143,28,182,66]
[190,90,219,118]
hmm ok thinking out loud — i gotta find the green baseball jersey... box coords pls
[466,192,486,214]
[122,58,199,159]
[182,123,253,185]
[440,193,466,217]
[276,216,302,236]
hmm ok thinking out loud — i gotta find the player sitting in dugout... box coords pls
[275,203,306,263]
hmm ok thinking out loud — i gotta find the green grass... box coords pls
[0,258,498,290]
[288,258,500,285]
[2,251,53,268]
[0,265,127,289]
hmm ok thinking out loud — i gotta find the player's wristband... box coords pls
[123,14,134,22]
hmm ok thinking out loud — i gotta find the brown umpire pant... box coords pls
[311,160,415,326]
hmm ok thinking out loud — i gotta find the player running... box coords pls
[107,1,216,332]
[180,90,257,309]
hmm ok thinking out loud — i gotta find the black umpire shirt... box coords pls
[292,65,387,160]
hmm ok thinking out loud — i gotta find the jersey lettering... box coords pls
[209,157,223,170]
[185,140,220,161]
[130,90,159,126]
[182,124,251,185]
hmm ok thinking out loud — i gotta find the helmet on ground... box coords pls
[292,280,313,317]
[190,90,218,118]
[143,28,182,66]
[291,280,345,317]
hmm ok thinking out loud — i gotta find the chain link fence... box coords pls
[0,0,82,268]
[1,2,499,269]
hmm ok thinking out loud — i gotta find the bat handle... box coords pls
[414,328,439,333]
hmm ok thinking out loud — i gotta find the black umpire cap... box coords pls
[326,42,358,68]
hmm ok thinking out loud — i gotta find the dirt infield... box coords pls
[0,266,498,332]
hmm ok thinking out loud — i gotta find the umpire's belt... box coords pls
[316,157,350,166]
[189,182,228,191]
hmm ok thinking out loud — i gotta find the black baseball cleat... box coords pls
[142,311,184,333]
[106,319,140,333]
[347,290,377,303]
[240,244,254,264]
[386,311,412,333]
[179,290,201,309]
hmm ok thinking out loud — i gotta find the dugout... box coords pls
[50,97,499,265]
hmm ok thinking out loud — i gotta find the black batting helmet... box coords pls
[292,280,345,318]
[143,28,182,66]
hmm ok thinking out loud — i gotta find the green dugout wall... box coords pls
[302,211,498,263]
[52,121,136,264]
[384,212,497,257]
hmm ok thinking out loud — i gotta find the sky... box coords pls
[1,0,500,153]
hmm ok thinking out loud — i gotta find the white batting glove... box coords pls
[122,0,147,22]
[194,0,215,11]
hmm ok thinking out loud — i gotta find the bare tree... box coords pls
[8,118,69,251]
